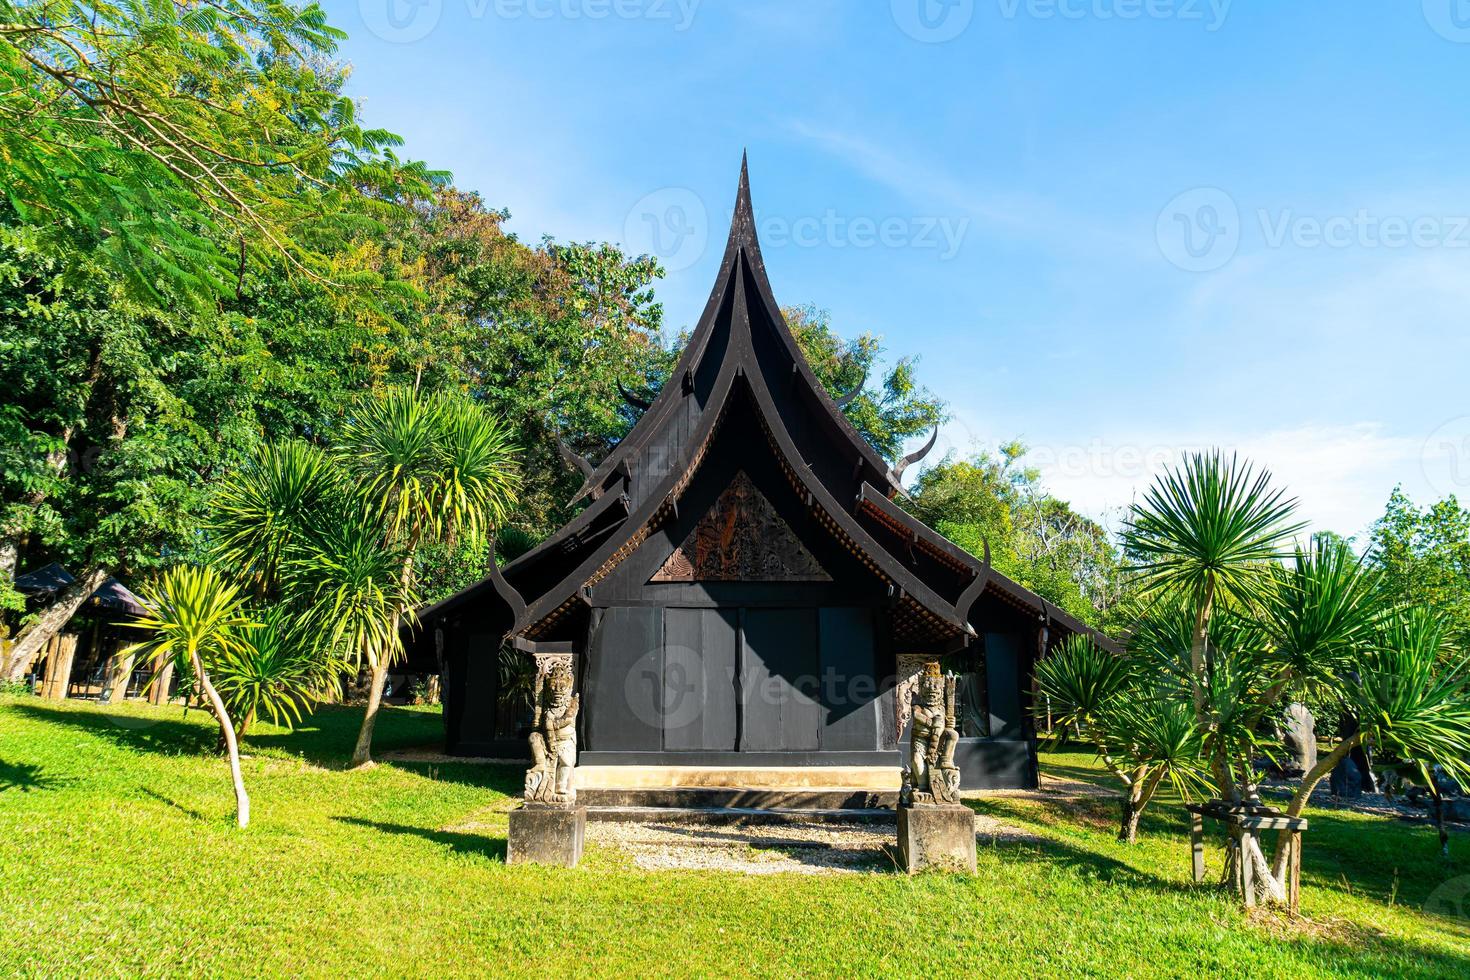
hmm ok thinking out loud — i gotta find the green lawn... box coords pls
[2,695,1468,978]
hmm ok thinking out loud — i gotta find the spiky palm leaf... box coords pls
[210,440,342,592]
[1355,608,1470,785]
[210,606,347,731]
[289,500,416,670]
[125,565,257,678]
[336,388,441,547]
[1104,695,1214,801]
[1125,450,1305,609]
[433,394,519,546]
[1035,634,1133,732]
[1262,536,1384,686]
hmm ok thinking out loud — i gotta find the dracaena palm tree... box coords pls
[1124,451,1304,781]
[334,388,517,767]
[1268,606,1470,879]
[210,440,343,596]
[290,497,417,767]
[210,606,348,736]
[125,566,258,828]
[1036,634,1211,843]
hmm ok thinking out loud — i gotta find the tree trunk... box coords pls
[1270,733,1361,880]
[101,650,136,703]
[192,649,249,829]
[1119,797,1141,844]
[39,633,79,700]
[1117,766,1166,843]
[0,536,17,585]
[149,659,176,706]
[1241,831,1288,906]
[351,660,389,768]
[1189,581,1215,725]
[5,566,110,681]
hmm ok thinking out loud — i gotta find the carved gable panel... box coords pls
[652,471,832,582]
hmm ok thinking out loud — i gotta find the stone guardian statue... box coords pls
[901,661,961,806]
[524,661,579,805]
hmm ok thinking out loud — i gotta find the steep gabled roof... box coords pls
[420,158,1116,654]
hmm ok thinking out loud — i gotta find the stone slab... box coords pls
[507,805,586,868]
[576,788,897,809]
[897,804,977,874]
[586,806,897,826]
[574,766,902,790]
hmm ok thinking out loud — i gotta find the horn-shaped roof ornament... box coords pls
[617,380,652,412]
[891,427,939,483]
[834,368,867,410]
[557,438,602,502]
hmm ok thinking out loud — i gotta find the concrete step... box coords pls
[578,787,898,810]
[585,806,898,826]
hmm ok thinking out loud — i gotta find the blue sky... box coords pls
[325,0,1470,540]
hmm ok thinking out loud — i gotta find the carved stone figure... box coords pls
[524,662,579,805]
[901,661,962,807]
[1279,702,1317,775]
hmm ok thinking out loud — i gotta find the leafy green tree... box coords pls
[212,389,519,767]
[1124,451,1304,728]
[126,565,257,827]
[1370,489,1470,643]
[784,305,945,462]
[335,388,518,765]
[1036,634,1210,842]
[905,444,1131,629]
[1,0,436,303]
[211,606,348,736]
[0,220,261,679]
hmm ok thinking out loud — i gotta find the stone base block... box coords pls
[897,804,976,874]
[507,805,586,868]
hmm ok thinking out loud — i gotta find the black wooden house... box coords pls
[412,159,1113,790]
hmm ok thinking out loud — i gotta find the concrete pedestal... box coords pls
[507,805,586,868]
[897,804,976,874]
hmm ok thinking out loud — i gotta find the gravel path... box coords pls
[588,811,1043,875]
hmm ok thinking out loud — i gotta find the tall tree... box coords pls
[1,0,436,302]
[334,389,518,766]
[1370,489,1470,643]
[784,305,945,462]
[126,565,257,828]
[1124,451,1304,732]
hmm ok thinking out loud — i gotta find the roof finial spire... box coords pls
[734,149,753,231]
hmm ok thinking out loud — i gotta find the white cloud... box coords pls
[1022,422,1421,541]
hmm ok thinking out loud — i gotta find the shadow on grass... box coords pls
[245,704,446,767]
[385,759,525,796]
[8,699,446,771]
[9,701,219,756]
[0,758,70,793]
[139,786,206,820]
[335,816,507,862]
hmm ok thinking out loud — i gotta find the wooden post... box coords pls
[102,647,136,703]
[1288,830,1302,914]
[1240,827,1256,908]
[40,633,79,701]
[149,660,175,705]
[1190,811,1205,883]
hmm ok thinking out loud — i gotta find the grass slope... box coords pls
[2,695,1468,977]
